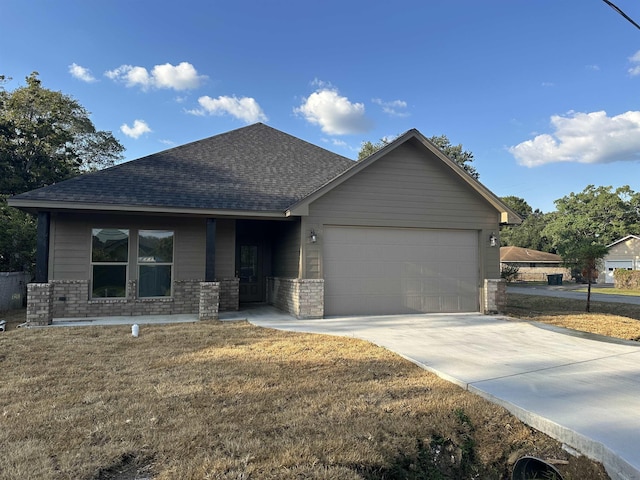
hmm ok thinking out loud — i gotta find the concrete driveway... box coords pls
[244,308,640,480]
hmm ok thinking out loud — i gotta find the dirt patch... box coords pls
[91,454,154,480]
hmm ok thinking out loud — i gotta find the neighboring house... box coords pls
[600,235,640,284]
[500,246,569,282]
[8,123,520,325]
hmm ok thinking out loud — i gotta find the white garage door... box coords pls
[323,226,479,316]
[604,260,633,283]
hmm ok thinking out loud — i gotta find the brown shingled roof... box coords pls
[500,246,562,263]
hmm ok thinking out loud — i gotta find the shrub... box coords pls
[613,269,640,290]
[500,264,520,283]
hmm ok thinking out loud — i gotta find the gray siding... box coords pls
[305,140,501,279]
[49,213,236,282]
[272,220,301,278]
[214,219,236,278]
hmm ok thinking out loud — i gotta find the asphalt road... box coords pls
[507,285,640,306]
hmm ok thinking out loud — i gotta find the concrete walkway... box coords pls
[48,306,640,480]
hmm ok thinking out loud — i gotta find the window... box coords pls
[91,228,129,298]
[138,230,174,297]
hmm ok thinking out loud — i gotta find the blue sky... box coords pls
[2,0,640,212]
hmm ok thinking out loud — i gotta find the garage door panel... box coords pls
[324,227,479,316]
[604,260,634,283]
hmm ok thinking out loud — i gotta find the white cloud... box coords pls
[628,51,640,76]
[190,95,268,123]
[69,63,97,83]
[105,62,206,91]
[372,98,409,117]
[509,110,640,167]
[295,87,373,135]
[120,119,152,139]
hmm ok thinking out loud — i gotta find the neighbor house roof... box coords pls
[500,246,562,263]
[606,235,640,248]
[8,123,354,216]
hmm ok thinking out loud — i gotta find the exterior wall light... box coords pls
[489,232,498,247]
[310,230,317,243]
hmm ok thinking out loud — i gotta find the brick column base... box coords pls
[267,277,324,319]
[27,283,53,326]
[199,282,220,321]
[484,278,506,314]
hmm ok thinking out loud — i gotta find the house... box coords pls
[499,246,569,282]
[600,235,640,284]
[8,123,520,325]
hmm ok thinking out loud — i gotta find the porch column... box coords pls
[205,218,216,282]
[35,211,50,283]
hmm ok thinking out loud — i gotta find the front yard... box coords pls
[0,309,610,480]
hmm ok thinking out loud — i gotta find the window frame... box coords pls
[137,229,175,298]
[90,228,130,299]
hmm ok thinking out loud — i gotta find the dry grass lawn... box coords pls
[0,309,609,480]
[505,293,640,341]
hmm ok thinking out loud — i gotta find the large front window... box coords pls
[91,228,129,298]
[138,230,174,297]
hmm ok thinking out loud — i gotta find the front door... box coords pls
[237,244,263,302]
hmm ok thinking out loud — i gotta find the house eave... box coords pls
[7,198,289,219]
[606,235,640,248]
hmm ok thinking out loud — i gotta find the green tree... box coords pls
[499,196,553,252]
[0,72,124,195]
[561,241,609,312]
[358,134,479,180]
[0,195,36,272]
[0,73,125,272]
[543,185,640,256]
[500,195,533,219]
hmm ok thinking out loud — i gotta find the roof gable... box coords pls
[606,235,640,248]
[287,129,521,224]
[9,123,354,215]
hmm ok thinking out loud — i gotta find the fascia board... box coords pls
[7,198,287,218]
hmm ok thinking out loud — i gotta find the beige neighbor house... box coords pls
[8,124,520,325]
[600,235,640,284]
[500,246,569,282]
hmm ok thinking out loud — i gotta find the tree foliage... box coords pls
[0,195,36,272]
[358,134,479,179]
[500,196,533,219]
[561,240,609,312]
[0,73,125,272]
[0,72,124,195]
[499,196,553,252]
[543,185,640,257]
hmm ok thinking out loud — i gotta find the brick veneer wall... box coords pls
[27,283,53,326]
[199,282,220,320]
[484,278,506,314]
[219,277,239,311]
[25,278,239,325]
[267,277,324,319]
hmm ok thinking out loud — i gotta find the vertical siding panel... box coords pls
[273,220,301,278]
[215,219,236,278]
